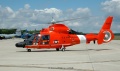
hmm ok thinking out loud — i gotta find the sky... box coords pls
[0,0,120,33]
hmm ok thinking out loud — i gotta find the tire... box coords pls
[61,48,65,51]
[56,48,59,51]
[27,49,31,52]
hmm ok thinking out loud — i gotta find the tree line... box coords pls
[0,29,16,34]
[0,29,40,34]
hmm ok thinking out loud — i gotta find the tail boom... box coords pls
[85,16,114,44]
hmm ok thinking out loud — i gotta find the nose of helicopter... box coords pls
[15,42,26,48]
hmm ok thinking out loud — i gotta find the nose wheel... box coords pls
[27,49,31,52]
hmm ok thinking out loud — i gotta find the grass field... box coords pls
[114,35,120,40]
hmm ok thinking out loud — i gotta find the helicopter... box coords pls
[15,16,114,52]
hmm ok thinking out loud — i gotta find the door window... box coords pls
[41,35,50,44]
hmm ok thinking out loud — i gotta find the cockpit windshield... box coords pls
[28,34,34,40]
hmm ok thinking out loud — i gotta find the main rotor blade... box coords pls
[48,16,92,24]
[47,18,82,24]
[56,17,83,23]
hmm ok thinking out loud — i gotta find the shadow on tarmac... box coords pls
[16,49,111,52]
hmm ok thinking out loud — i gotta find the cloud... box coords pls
[6,7,14,13]
[0,5,63,30]
[0,3,119,33]
[72,8,91,17]
[102,0,120,16]
[102,0,120,33]
[24,4,30,9]
[0,4,93,31]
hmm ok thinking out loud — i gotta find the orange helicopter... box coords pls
[16,16,114,52]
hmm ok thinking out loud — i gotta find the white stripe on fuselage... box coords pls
[77,35,86,43]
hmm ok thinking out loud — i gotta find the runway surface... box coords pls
[0,39,120,71]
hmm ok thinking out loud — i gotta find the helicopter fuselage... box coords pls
[25,24,86,49]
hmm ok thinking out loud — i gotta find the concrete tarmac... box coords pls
[0,39,120,71]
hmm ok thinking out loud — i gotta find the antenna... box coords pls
[51,17,56,24]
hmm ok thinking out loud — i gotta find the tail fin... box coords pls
[85,16,114,44]
[97,16,114,44]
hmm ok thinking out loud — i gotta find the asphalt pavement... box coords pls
[0,39,120,71]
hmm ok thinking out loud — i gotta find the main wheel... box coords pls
[56,48,59,51]
[27,49,31,52]
[61,48,65,51]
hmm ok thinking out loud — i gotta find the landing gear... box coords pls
[56,45,66,51]
[61,48,65,51]
[27,49,31,52]
[61,45,65,51]
[56,48,60,51]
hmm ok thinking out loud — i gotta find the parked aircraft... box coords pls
[21,29,32,39]
[0,29,21,39]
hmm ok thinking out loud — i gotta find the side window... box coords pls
[42,35,50,40]
[41,35,50,44]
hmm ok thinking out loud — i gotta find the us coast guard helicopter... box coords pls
[16,16,114,52]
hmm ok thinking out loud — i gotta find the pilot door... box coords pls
[33,34,40,45]
[40,35,50,45]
